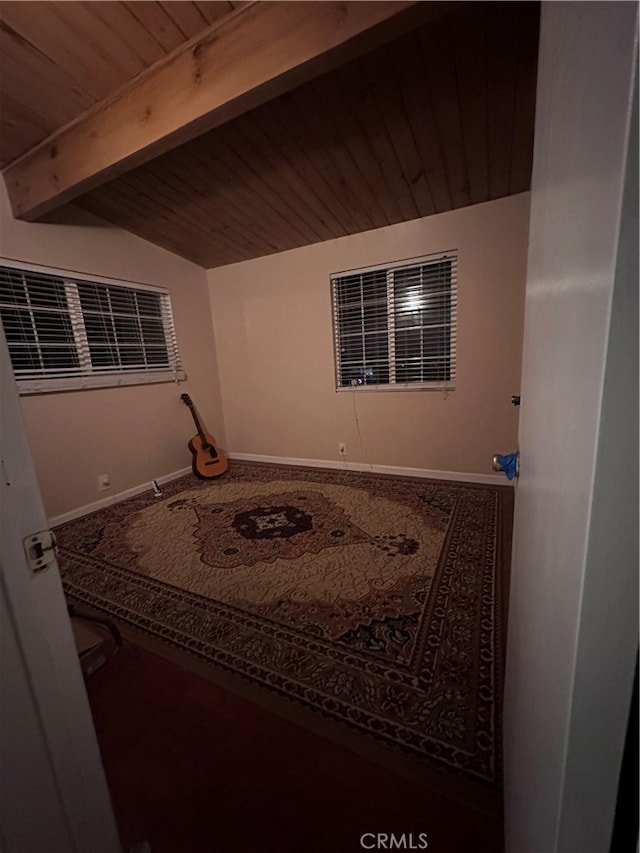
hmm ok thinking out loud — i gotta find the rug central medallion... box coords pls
[233,505,312,539]
[189,489,370,569]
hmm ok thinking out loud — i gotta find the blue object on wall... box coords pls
[493,452,519,480]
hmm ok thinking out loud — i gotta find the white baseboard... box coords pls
[50,454,511,527]
[49,467,192,527]
[228,452,511,486]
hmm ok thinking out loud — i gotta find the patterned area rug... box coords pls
[56,462,510,795]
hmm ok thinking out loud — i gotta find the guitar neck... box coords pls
[189,406,208,443]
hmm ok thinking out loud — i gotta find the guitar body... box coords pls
[181,393,228,479]
[188,432,228,478]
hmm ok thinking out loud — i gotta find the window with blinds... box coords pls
[0,262,185,394]
[331,252,457,390]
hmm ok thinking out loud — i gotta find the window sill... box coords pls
[335,382,455,393]
[17,370,187,396]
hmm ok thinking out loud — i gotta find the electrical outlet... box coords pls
[338,442,347,456]
[97,473,111,491]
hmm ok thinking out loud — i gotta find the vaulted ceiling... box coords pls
[0,1,540,269]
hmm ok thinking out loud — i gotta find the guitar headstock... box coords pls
[180,393,194,408]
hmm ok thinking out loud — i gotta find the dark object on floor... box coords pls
[68,602,123,646]
[69,603,122,678]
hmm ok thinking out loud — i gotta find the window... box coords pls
[331,252,457,390]
[0,261,185,394]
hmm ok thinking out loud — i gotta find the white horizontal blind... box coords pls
[331,252,457,390]
[0,263,184,393]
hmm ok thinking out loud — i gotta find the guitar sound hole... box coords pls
[204,444,218,460]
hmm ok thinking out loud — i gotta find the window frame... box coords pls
[0,259,186,395]
[331,251,457,393]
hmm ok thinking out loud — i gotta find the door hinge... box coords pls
[23,529,58,573]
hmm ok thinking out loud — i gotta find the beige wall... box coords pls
[208,193,529,476]
[0,181,224,519]
[1,184,529,518]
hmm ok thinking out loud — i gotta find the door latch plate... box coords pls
[23,529,57,573]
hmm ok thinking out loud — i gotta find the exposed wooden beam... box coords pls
[2,0,450,221]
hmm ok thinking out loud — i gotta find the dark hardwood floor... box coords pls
[85,642,504,853]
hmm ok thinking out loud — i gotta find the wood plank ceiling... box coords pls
[0,1,540,270]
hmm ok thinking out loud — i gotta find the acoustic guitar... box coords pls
[180,393,228,478]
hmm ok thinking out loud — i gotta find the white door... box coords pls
[503,3,638,853]
[0,327,121,852]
